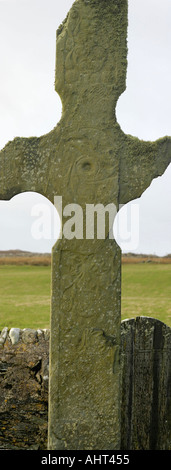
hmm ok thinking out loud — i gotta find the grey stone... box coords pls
[9,328,21,345]
[0,327,8,346]
[43,329,50,341]
[22,329,38,344]
[37,329,44,340]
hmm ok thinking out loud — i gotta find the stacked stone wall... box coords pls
[0,327,49,450]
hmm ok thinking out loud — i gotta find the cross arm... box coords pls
[0,136,44,200]
[0,129,61,203]
[119,134,171,205]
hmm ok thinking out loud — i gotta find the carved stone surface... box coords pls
[0,0,171,450]
[50,241,121,449]
[121,317,171,450]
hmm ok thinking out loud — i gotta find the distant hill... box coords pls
[0,250,51,265]
[0,249,51,257]
[0,250,170,265]
[122,253,171,264]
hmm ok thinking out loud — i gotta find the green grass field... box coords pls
[0,263,170,330]
[121,263,171,327]
[0,265,51,330]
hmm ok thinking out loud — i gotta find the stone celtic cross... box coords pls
[0,0,170,450]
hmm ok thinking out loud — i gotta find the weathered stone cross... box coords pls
[0,0,170,450]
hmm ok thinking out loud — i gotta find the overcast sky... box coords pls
[0,0,170,255]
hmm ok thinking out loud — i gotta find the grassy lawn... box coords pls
[0,263,170,329]
[0,265,51,329]
[121,263,171,327]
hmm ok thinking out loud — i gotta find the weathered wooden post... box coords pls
[0,0,170,450]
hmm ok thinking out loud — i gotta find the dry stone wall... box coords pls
[0,318,171,450]
[0,327,49,450]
